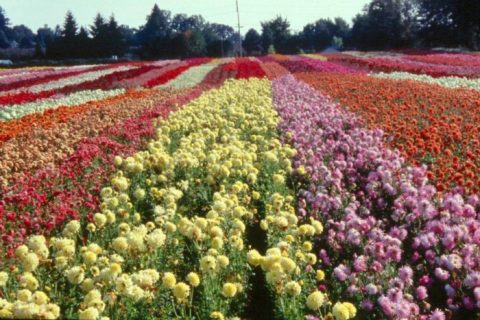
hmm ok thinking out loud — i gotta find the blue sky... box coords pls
[2,0,370,34]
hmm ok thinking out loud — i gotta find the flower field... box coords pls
[0,52,479,319]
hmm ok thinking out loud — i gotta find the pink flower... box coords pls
[434,268,450,281]
[416,286,428,300]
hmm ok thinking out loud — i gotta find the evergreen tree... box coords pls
[244,28,261,55]
[139,4,172,58]
[76,27,91,58]
[62,11,78,40]
[0,6,9,30]
[90,13,107,39]
[106,15,126,56]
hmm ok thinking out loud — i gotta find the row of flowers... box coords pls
[273,75,479,319]
[155,63,218,89]
[0,89,125,121]
[296,71,480,195]
[0,89,175,185]
[276,57,362,74]
[0,78,354,320]
[372,71,480,91]
[0,64,110,93]
[146,58,211,88]
[17,65,139,94]
[327,53,480,78]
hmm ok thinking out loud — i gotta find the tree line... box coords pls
[0,0,479,60]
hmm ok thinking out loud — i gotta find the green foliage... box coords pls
[417,0,480,49]
[332,36,343,49]
[349,0,417,50]
[244,28,261,55]
[261,16,291,54]
[267,44,276,54]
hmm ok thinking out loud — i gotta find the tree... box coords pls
[204,23,235,57]
[261,16,291,54]
[47,11,81,58]
[37,26,54,48]
[0,6,9,30]
[106,15,126,56]
[185,29,206,57]
[417,0,480,49]
[299,17,350,52]
[12,25,35,48]
[90,13,107,39]
[76,27,92,58]
[171,14,204,33]
[0,30,9,49]
[138,4,172,58]
[62,11,78,39]
[349,0,417,50]
[243,28,261,55]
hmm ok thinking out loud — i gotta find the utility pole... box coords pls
[236,0,242,57]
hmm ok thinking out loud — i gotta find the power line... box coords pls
[235,0,243,57]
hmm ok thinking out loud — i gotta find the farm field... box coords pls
[0,52,480,319]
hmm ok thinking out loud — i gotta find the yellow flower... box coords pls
[20,272,39,291]
[79,307,99,320]
[247,249,262,267]
[302,241,313,252]
[162,272,176,289]
[113,156,123,167]
[0,271,8,287]
[66,266,85,285]
[221,283,237,298]
[311,220,324,234]
[332,302,352,320]
[280,257,296,273]
[93,213,107,228]
[87,223,97,233]
[306,253,317,265]
[23,253,39,272]
[344,302,357,317]
[172,282,190,303]
[32,291,49,305]
[200,255,217,273]
[316,270,325,281]
[83,251,97,265]
[211,236,224,249]
[81,278,95,293]
[17,289,32,302]
[217,255,230,268]
[84,289,102,305]
[134,188,146,200]
[306,291,325,310]
[186,272,200,287]
[285,281,301,296]
[210,311,225,320]
[15,245,29,259]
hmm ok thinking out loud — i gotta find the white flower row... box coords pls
[156,64,217,89]
[0,88,125,121]
[0,65,98,87]
[16,65,137,94]
[371,71,480,91]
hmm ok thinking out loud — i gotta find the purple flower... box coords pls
[429,309,445,320]
[416,286,428,300]
[434,268,450,281]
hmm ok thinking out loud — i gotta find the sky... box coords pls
[2,0,370,34]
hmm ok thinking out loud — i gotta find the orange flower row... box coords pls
[296,72,480,194]
[0,88,187,187]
